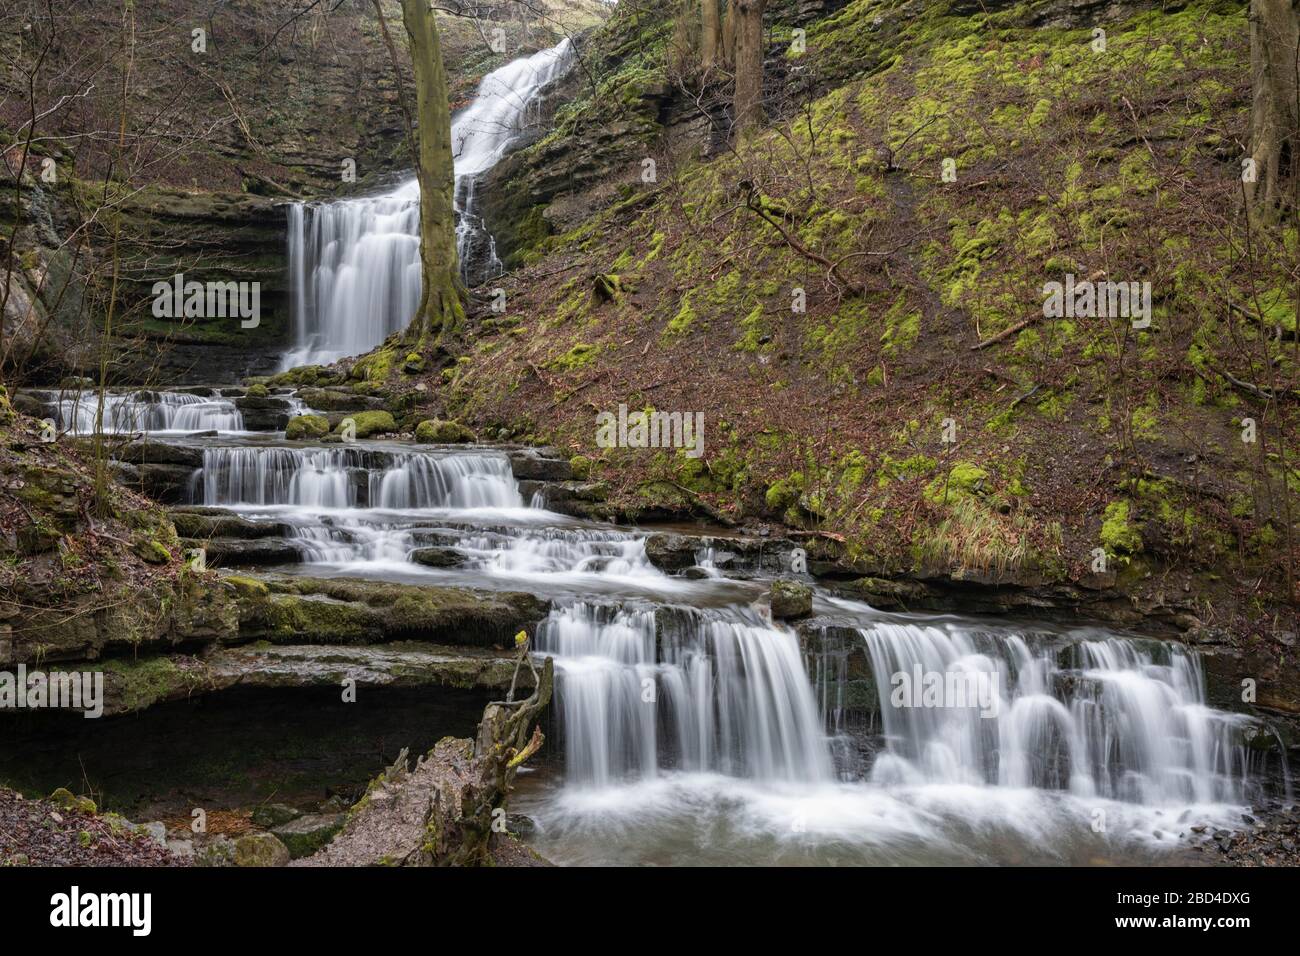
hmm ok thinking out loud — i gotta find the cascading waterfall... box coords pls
[536,602,833,788]
[859,620,1258,806]
[281,39,574,369]
[41,389,244,434]
[193,446,522,509]
[169,435,1285,861]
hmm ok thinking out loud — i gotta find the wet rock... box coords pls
[234,395,292,431]
[272,813,346,859]
[643,533,698,572]
[508,448,573,480]
[170,509,291,539]
[770,579,813,620]
[115,439,204,468]
[410,546,466,568]
[233,832,291,867]
[184,536,301,565]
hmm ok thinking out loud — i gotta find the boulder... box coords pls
[508,449,573,480]
[272,812,346,859]
[415,418,477,443]
[234,395,292,430]
[770,579,813,620]
[250,803,302,829]
[285,413,329,440]
[233,832,290,867]
[333,410,396,438]
[410,546,466,568]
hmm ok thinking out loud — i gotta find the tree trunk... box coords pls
[669,0,698,78]
[1247,0,1300,218]
[305,647,554,867]
[732,0,766,138]
[701,0,721,72]
[397,0,463,344]
[721,0,736,68]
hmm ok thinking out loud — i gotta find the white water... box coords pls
[194,446,522,509]
[281,40,575,369]
[39,389,244,434]
[859,621,1253,805]
[175,439,1282,863]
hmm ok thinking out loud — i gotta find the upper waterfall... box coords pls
[280,39,575,371]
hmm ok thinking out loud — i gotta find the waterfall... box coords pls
[281,39,575,370]
[193,446,522,509]
[536,602,834,788]
[42,389,243,434]
[858,621,1258,806]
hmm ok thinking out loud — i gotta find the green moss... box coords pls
[569,455,592,480]
[1100,500,1142,558]
[245,383,269,398]
[285,414,329,440]
[415,419,476,443]
[924,461,989,504]
[333,410,396,438]
[547,343,600,371]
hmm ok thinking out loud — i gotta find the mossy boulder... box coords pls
[332,410,396,439]
[415,418,476,444]
[251,803,301,828]
[403,352,426,374]
[48,788,97,815]
[233,832,290,867]
[285,414,329,440]
[770,579,813,620]
[245,383,270,398]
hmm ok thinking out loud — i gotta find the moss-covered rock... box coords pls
[233,832,290,867]
[415,418,476,443]
[285,414,329,440]
[770,579,813,620]
[332,410,396,438]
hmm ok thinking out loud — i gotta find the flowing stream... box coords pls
[156,431,1285,865]
[281,40,574,370]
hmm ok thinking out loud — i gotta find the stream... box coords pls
[9,399,1287,866]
